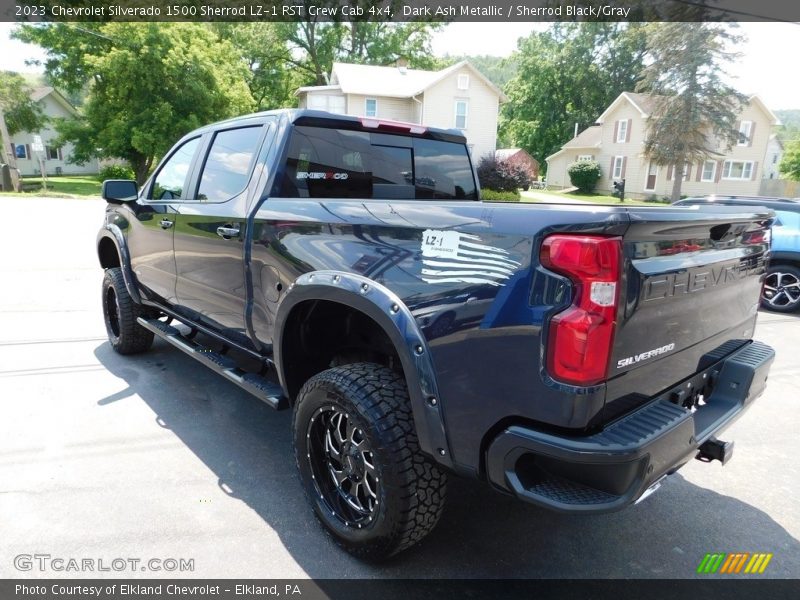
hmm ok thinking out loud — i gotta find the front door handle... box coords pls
[216,226,240,239]
[159,219,174,229]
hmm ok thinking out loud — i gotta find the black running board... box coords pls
[137,317,288,410]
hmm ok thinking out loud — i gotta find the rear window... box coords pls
[275,126,476,200]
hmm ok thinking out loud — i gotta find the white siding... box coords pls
[10,94,98,177]
[596,98,769,198]
[422,68,499,162]
[345,94,413,122]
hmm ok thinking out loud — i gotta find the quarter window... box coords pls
[150,137,201,201]
[197,126,262,201]
[455,101,468,129]
[722,160,754,180]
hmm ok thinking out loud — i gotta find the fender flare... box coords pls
[96,224,142,304]
[274,270,453,469]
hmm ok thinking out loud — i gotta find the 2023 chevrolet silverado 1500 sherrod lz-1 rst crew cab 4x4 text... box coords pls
[97,110,775,560]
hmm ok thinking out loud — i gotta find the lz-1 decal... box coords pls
[420,230,520,286]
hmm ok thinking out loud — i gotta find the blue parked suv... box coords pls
[676,196,800,312]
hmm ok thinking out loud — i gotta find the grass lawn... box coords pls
[522,189,654,206]
[0,175,101,198]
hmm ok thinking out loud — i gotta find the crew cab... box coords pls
[97,110,775,559]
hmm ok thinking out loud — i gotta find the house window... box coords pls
[455,101,468,129]
[307,94,346,114]
[616,120,628,143]
[701,160,717,182]
[15,144,28,159]
[365,98,377,117]
[681,162,691,181]
[577,154,594,161]
[737,121,753,146]
[612,156,624,179]
[722,160,754,180]
[46,146,59,160]
[457,74,469,90]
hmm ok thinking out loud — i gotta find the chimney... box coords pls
[396,57,408,74]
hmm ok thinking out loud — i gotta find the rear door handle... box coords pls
[217,226,240,239]
[159,219,173,229]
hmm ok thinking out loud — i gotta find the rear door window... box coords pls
[276,126,476,200]
[196,126,263,201]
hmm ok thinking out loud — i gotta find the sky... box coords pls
[1,21,798,110]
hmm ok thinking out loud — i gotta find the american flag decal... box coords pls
[420,229,521,286]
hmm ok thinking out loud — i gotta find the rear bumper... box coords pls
[485,340,774,513]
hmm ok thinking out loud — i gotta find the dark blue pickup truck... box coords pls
[97,110,775,559]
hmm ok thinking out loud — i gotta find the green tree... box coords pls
[637,22,747,202]
[277,2,441,86]
[214,23,299,110]
[14,23,254,183]
[779,139,800,181]
[501,23,646,169]
[0,71,45,137]
[437,54,518,89]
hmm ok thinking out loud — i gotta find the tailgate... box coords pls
[604,206,772,416]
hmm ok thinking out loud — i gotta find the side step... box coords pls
[137,317,288,410]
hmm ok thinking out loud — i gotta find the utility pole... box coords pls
[0,104,23,192]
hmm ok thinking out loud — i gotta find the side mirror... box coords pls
[102,179,138,203]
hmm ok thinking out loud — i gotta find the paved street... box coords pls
[1,196,798,579]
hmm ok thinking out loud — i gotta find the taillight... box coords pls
[540,235,623,386]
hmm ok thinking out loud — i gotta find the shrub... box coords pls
[476,154,532,192]
[567,160,602,192]
[481,189,520,202]
[97,164,135,182]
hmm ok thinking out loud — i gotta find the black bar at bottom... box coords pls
[2,579,798,600]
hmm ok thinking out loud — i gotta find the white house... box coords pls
[295,61,506,162]
[545,91,780,199]
[763,134,784,180]
[6,87,98,177]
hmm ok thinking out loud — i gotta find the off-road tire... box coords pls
[293,362,447,560]
[102,267,155,354]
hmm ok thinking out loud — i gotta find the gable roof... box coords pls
[545,125,602,161]
[596,91,658,123]
[296,60,507,102]
[597,91,780,125]
[30,86,80,117]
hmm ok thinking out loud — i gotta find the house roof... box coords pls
[596,92,659,122]
[29,86,80,117]
[545,125,602,162]
[597,91,780,125]
[495,148,521,161]
[296,60,507,102]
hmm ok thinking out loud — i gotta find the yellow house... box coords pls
[296,61,506,162]
[545,92,780,199]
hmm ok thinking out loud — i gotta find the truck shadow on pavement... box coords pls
[94,340,800,579]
